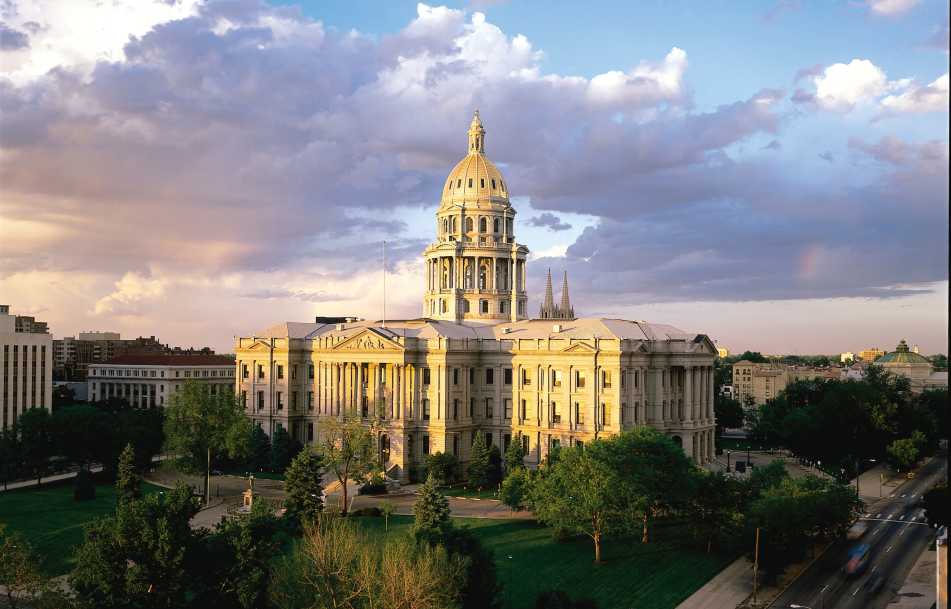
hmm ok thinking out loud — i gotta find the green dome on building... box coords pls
[876,340,931,365]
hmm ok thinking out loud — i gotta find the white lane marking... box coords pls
[901,494,907,498]
[877,513,883,518]
[899,528,905,537]
[852,586,861,597]
[871,565,879,573]
[821,584,830,594]
[890,493,895,498]
[886,545,893,553]
[899,513,906,520]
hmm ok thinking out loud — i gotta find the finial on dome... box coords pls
[467,110,485,154]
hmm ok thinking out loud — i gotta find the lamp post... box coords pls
[726,450,732,472]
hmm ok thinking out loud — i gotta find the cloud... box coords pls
[818,151,835,163]
[762,139,782,151]
[881,73,949,113]
[865,0,919,17]
[848,135,948,166]
[528,212,573,231]
[804,59,947,115]
[762,0,801,23]
[927,21,950,53]
[0,22,30,50]
[94,272,168,315]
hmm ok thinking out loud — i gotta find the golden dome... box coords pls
[440,111,509,206]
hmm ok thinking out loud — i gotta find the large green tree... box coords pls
[248,424,271,472]
[425,451,459,486]
[317,416,376,515]
[414,473,452,537]
[270,425,300,473]
[467,432,491,490]
[16,408,52,485]
[687,470,744,553]
[504,434,527,473]
[283,447,326,528]
[115,443,141,503]
[610,428,695,544]
[163,380,251,505]
[530,439,634,563]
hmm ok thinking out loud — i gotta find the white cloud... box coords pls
[814,59,888,110]
[94,271,168,315]
[881,73,949,113]
[865,0,919,17]
[586,47,687,109]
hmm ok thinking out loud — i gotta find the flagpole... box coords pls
[382,240,386,329]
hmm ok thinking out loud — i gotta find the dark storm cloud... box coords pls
[528,212,572,231]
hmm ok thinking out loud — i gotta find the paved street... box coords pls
[770,454,946,609]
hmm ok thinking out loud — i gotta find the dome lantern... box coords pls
[468,110,485,154]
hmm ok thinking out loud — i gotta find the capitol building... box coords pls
[235,113,717,480]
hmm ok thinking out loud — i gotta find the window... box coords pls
[493,218,500,233]
[504,368,512,385]
[257,391,264,410]
[469,367,475,385]
[485,398,493,418]
[600,403,608,426]
[453,435,459,456]
[551,370,563,388]
[468,178,473,188]
[423,399,430,421]
[292,391,299,411]
[423,435,430,455]
[276,392,284,411]
[184,370,191,378]
[575,370,586,389]
[634,370,639,388]
[575,402,584,424]
[485,433,493,447]
[521,434,529,453]
[308,392,314,410]
[521,369,530,386]
[480,217,487,232]
[519,399,527,420]
[241,390,247,408]
[621,370,626,388]
[491,179,496,189]
[277,365,284,380]
[422,368,431,385]
[485,368,494,385]
[453,368,459,385]
[480,300,489,314]
[307,423,314,443]
[292,365,298,380]
[457,179,462,188]
[504,398,512,419]
[466,217,473,232]
[257,364,264,380]
[453,399,459,420]
[480,178,485,188]
[469,397,475,418]
[602,370,612,388]
[551,402,561,423]
[309,364,314,379]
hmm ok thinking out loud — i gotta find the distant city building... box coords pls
[87,354,236,407]
[876,339,948,393]
[733,360,839,406]
[538,270,574,320]
[0,305,53,431]
[840,352,854,363]
[716,346,730,359]
[54,333,216,381]
[858,348,886,362]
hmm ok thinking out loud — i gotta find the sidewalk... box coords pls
[888,543,937,609]
[1,465,104,492]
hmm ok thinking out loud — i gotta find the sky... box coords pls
[0,0,948,355]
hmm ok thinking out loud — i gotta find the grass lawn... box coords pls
[352,515,735,609]
[0,479,163,576]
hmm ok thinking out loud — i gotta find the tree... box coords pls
[116,443,141,503]
[500,467,533,512]
[688,470,743,553]
[714,395,744,438]
[504,434,526,473]
[530,439,633,563]
[0,528,46,609]
[610,428,694,544]
[196,499,282,609]
[248,424,271,472]
[271,516,466,609]
[70,483,201,609]
[51,404,111,472]
[737,351,769,363]
[488,445,503,487]
[0,428,22,490]
[414,473,452,537]
[16,408,52,485]
[921,484,949,528]
[163,380,251,505]
[270,425,300,473]
[318,416,376,515]
[886,434,922,471]
[467,433,491,490]
[380,501,395,532]
[425,451,459,486]
[283,446,326,528]
[74,468,96,501]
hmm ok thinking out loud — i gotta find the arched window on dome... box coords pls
[451,217,457,233]
[493,218,500,233]
[468,178,473,188]
[491,179,496,190]
[457,179,462,188]
[479,217,487,233]
[465,217,473,233]
[481,178,485,188]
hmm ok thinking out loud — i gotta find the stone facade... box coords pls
[234,113,717,480]
[0,305,52,431]
[87,354,236,407]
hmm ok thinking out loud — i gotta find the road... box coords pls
[771,454,947,609]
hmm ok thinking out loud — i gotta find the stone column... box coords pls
[684,365,694,423]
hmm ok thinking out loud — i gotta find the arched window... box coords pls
[493,218,500,233]
[451,217,457,233]
[479,217,487,233]
[465,217,473,232]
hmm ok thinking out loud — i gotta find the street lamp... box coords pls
[726,450,732,472]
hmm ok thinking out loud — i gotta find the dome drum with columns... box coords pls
[424,111,529,322]
[234,112,719,483]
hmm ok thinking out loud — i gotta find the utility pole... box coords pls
[753,527,760,606]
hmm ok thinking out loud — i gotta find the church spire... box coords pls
[560,271,574,318]
[540,268,555,318]
[467,110,485,154]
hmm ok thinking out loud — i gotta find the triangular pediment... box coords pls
[246,340,273,352]
[692,334,717,354]
[332,329,404,352]
[561,341,596,353]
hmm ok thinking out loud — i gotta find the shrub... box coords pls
[426,451,459,485]
[74,469,96,501]
[359,470,388,495]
